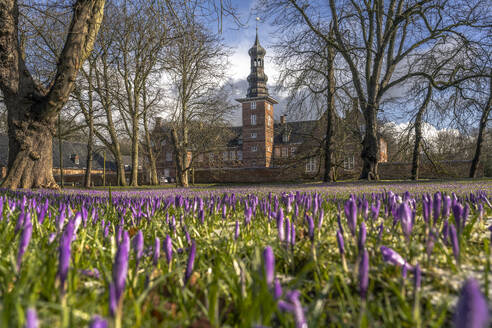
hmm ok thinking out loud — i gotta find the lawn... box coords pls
[0,179,491,327]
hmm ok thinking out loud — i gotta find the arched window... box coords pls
[258,59,262,66]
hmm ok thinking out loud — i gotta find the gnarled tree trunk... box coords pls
[0,0,105,190]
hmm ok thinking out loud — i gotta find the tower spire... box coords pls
[247,19,268,98]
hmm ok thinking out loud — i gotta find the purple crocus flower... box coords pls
[443,195,452,219]
[109,283,117,317]
[344,198,357,236]
[306,215,314,242]
[58,220,75,293]
[184,240,197,285]
[112,230,130,308]
[17,215,33,270]
[277,209,285,241]
[336,230,345,255]
[234,220,240,240]
[454,278,489,328]
[358,222,366,253]
[380,246,413,271]
[165,235,172,265]
[133,230,144,269]
[89,315,108,328]
[449,224,460,265]
[286,290,307,328]
[274,278,283,300]
[399,201,413,239]
[359,248,369,300]
[263,246,275,286]
[24,307,38,328]
[153,237,160,266]
[291,222,296,247]
[433,192,442,224]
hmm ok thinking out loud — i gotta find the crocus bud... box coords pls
[336,230,345,255]
[263,246,275,286]
[58,220,75,293]
[358,222,366,253]
[274,279,283,300]
[17,216,33,270]
[433,192,442,224]
[454,278,489,328]
[24,308,38,328]
[112,231,130,303]
[399,201,413,239]
[133,230,144,269]
[286,290,307,328]
[184,240,197,285]
[153,237,160,266]
[344,198,357,236]
[306,215,314,242]
[165,235,173,264]
[234,220,240,240]
[359,249,369,300]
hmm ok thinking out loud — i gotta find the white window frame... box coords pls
[237,151,243,160]
[251,132,257,139]
[343,155,355,170]
[306,158,317,173]
[282,134,289,143]
[251,146,258,152]
[251,101,256,109]
[230,150,236,160]
[251,114,257,126]
[166,152,172,162]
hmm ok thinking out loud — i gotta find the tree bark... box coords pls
[411,85,433,180]
[0,0,105,190]
[470,74,492,178]
[323,36,336,182]
[143,110,159,185]
[359,104,379,180]
[84,115,94,188]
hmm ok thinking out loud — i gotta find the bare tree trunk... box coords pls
[323,36,336,182]
[130,110,139,186]
[143,110,158,185]
[84,116,94,188]
[360,104,379,180]
[470,75,492,178]
[0,0,105,190]
[411,85,433,180]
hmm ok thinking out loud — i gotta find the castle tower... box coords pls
[236,29,278,167]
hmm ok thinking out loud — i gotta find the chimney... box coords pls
[155,117,162,127]
[280,115,286,124]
